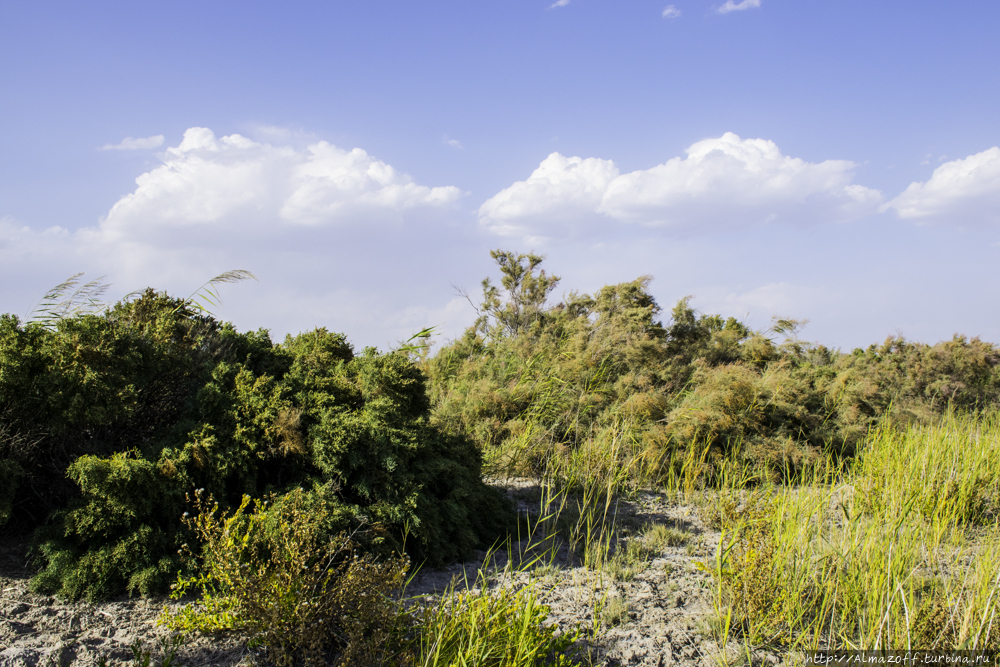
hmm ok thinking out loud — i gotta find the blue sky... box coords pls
[2,0,999,350]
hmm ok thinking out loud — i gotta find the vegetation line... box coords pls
[2,250,998,664]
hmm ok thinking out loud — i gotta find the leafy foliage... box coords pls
[425,250,1000,485]
[709,491,789,637]
[1,287,510,600]
[162,488,581,666]
[471,249,562,339]
[161,488,411,667]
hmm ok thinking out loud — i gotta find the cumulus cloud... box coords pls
[478,153,620,237]
[662,5,681,18]
[883,147,1000,225]
[100,127,462,241]
[0,128,471,348]
[717,0,760,13]
[100,135,165,151]
[479,132,881,238]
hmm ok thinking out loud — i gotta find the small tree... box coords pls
[467,250,561,339]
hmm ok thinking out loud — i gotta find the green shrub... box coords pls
[162,488,580,667]
[710,491,790,637]
[31,451,182,600]
[283,330,513,565]
[161,488,411,667]
[0,293,271,533]
[8,252,1000,603]
[1,289,510,600]
[425,249,1000,489]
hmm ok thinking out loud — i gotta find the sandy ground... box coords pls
[405,483,730,667]
[0,483,782,667]
[0,532,252,667]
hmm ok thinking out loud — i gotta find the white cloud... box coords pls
[0,128,472,348]
[717,0,760,14]
[100,127,462,240]
[444,137,463,149]
[548,0,571,7]
[883,147,1000,225]
[100,135,165,151]
[10,127,1000,356]
[479,132,881,239]
[662,5,681,18]
[478,153,619,237]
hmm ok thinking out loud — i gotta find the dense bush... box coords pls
[0,289,511,600]
[162,488,412,667]
[425,250,1000,483]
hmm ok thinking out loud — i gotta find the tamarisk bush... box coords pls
[425,250,1000,486]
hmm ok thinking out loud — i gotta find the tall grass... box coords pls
[427,406,1000,660]
[705,411,1000,653]
[446,410,1000,659]
[853,412,1000,525]
[411,556,581,667]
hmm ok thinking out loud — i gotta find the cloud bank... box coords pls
[479,132,882,239]
[883,146,1000,226]
[99,127,462,242]
[7,129,1000,353]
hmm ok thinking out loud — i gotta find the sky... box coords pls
[2,0,999,352]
